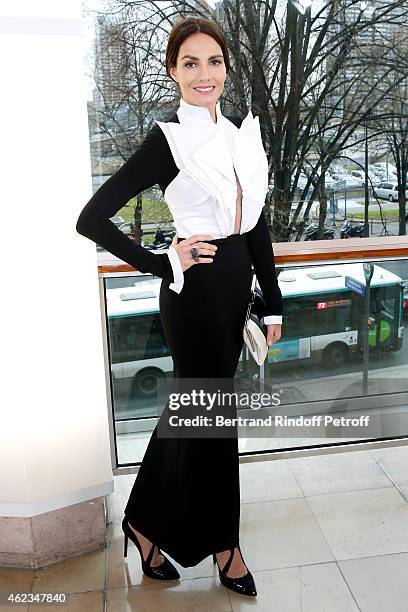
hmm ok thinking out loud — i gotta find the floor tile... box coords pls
[27,589,103,611]
[230,562,359,611]
[0,567,34,593]
[239,459,303,503]
[107,531,169,590]
[0,604,28,612]
[307,487,408,560]
[106,576,232,611]
[370,445,408,486]
[286,449,393,496]
[339,552,408,612]
[32,549,105,594]
[239,498,334,572]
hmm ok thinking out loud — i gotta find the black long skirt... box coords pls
[124,232,253,567]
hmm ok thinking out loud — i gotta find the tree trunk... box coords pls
[134,194,143,246]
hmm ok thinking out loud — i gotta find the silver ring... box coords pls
[191,247,200,262]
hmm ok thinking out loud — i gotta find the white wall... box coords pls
[0,0,114,516]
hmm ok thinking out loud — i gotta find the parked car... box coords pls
[368,164,383,177]
[328,162,346,176]
[372,162,397,175]
[376,170,398,183]
[374,182,408,202]
[110,215,125,227]
[330,173,362,189]
[118,221,135,237]
[350,170,380,187]
[293,171,337,192]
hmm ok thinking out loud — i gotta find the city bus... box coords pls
[268,262,404,368]
[106,263,404,400]
[106,279,172,401]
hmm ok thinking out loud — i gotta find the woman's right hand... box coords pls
[171,233,218,272]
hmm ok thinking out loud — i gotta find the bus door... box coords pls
[108,316,123,379]
[267,297,312,364]
[362,287,402,352]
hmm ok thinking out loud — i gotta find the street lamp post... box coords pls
[359,1,375,238]
[364,119,370,237]
[344,181,347,219]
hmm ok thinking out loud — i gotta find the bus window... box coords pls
[145,314,171,358]
[109,318,122,364]
[110,314,170,363]
[283,298,315,338]
[283,294,352,338]
[311,296,352,335]
[381,298,396,320]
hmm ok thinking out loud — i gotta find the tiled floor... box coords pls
[1,445,408,611]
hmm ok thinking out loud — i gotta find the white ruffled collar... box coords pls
[155,99,269,235]
[177,97,222,127]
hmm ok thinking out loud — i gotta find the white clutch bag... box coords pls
[243,276,268,366]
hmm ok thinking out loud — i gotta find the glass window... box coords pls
[283,293,352,338]
[110,313,170,363]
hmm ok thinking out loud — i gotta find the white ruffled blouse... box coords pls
[156,97,281,326]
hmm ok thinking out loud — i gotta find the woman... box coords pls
[76,16,282,597]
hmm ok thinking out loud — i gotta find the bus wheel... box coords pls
[131,368,165,399]
[323,343,348,368]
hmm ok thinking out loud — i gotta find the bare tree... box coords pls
[86,0,408,242]
[88,7,176,243]
[373,31,408,235]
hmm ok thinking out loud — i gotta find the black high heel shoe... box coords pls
[121,517,180,580]
[212,544,257,596]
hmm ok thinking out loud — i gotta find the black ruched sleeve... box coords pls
[245,211,283,318]
[76,123,178,280]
